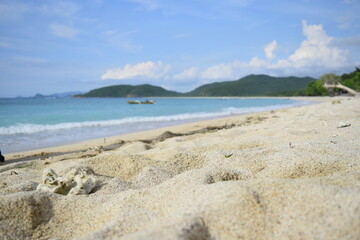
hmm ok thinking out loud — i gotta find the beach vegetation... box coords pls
[295,68,360,96]
[321,73,340,85]
[340,67,360,91]
[297,78,329,96]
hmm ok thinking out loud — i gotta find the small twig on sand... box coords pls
[337,123,351,128]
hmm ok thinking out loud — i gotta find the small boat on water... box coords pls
[140,100,156,104]
[128,100,156,104]
[128,100,141,104]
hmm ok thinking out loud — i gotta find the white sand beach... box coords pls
[1,96,360,239]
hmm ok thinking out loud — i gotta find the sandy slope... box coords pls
[1,97,360,240]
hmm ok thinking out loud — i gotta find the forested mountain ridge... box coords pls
[186,75,315,96]
[76,84,181,97]
[75,74,321,97]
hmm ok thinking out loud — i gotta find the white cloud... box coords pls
[101,61,171,80]
[101,21,355,85]
[198,20,350,80]
[287,21,347,68]
[200,62,238,79]
[49,24,80,39]
[248,57,267,67]
[264,40,278,59]
[173,67,199,79]
[200,58,269,80]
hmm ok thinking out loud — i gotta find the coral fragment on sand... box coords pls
[36,167,97,195]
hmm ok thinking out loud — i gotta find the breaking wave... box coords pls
[0,102,306,135]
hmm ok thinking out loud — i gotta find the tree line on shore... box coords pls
[295,67,360,96]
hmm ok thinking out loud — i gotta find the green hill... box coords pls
[76,75,316,98]
[76,84,181,98]
[187,74,315,96]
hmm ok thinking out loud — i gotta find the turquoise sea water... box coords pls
[0,97,310,153]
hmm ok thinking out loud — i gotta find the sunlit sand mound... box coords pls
[1,97,360,239]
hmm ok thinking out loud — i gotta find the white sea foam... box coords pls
[0,102,306,136]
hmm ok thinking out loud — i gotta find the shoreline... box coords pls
[3,96,324,160]
[1,96,310,154]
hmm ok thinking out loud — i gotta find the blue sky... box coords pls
[0,0,359,97]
